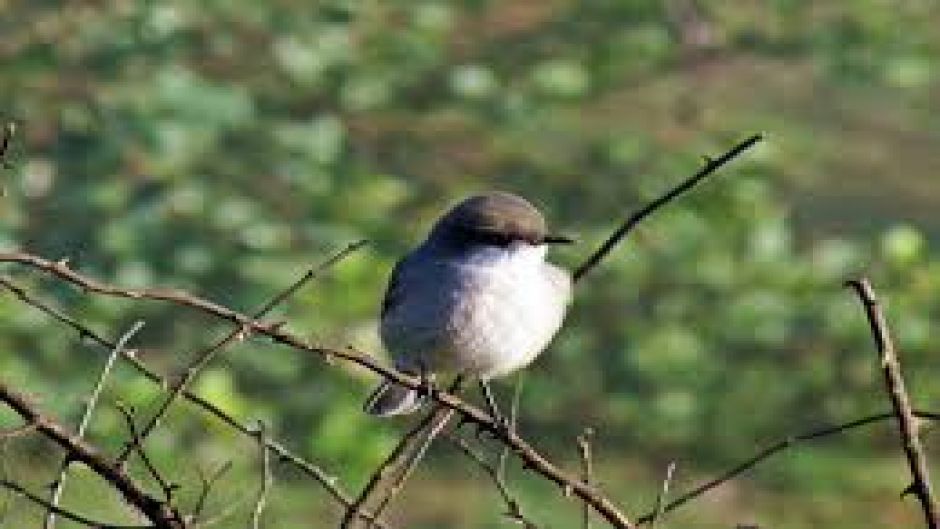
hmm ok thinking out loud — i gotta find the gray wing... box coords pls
[381,257,407,319]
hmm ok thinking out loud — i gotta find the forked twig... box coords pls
[0,274,386,528]
[847,278,939,528]
[449,433,538,528]
[120,239,368,463]
[44,320,145,529]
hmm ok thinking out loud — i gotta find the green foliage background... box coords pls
[2,1,940,527]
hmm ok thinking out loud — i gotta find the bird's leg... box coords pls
[417,362,436,401]
[478,380,511,436]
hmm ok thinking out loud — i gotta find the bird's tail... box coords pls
[363,380,423,416]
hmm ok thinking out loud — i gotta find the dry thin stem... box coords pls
[637,409,940,524]
[191,461,232,524]
[577,428,595,529]
[0,253,635,528]
[1,478,150,529]
[116,404,177,501]
[120,239,368,463]
[449,433,538,528]
[0,275,386,528]
[648,462,676,529]
[44,320,145,529]
[847,278,939,529]
[342,378,464,529]
[497,375,525,482]
[573,134,762,282]
[251,421,272,529]
[372,408,454,519]
[0,380,183,528]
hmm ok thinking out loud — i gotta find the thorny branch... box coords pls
[848,278,940,529]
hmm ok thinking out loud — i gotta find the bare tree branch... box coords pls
[44,320,145,529]
[0,252,636,528]
[448,433,538,528]
[0,263,388,527]
[573,134,762,282]
[1,478,151,529]
[648,462,676,529]
[0,380,184,528]
[251,421,272,529]
[637,410,940,524]
[341,378,464,529]
[190,461,232,525]
[116,404,178,502]
[847,278,939,529]
[577,428,595,529]
[120,239,368,463]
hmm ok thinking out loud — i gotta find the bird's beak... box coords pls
[542,234,576,245]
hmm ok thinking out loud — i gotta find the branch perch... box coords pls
[847,278,939,529]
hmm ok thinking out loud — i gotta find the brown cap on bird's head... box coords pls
[429,192,573,246]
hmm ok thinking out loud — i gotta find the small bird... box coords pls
[364,192,573,418]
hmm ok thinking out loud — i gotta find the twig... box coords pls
[448,433,538,528]
[44,320,145,529]
[120,239,368,463]
[636,410,940,524]
[573,134,762,282]
[371,408,454,519]
[342,377,464,529]
[648,462,676,529]
[0,275,386,528]
[847,278,939,528]
[116,404,178,502]
[0,380,183,528]
[191,461,232,524]
[1,253,636,529]
[0,121,14,169]
[497,374,525,482]
[251,421,272,529]
[577,428,595,529]
[1,478,150,529]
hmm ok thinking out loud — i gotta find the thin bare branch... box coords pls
[0,275,386,527]
[342,377,464,529]
[1,478,151,529]
[449,433,538,528]
[121,239,368,462]
[573,134,762,282]
[1,252,635,528]
[648,462,676,529]
[191,461,232,524]
[251,421,272,529]
[116,404,178,502]
[847,278,939,528]
[0,380,183,528]
[637,410,940,524]
[577,428,595,529]
[45,320,145,529]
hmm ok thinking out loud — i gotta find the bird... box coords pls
[364,191,573,419]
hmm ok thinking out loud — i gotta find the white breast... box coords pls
[380,243,571,380]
